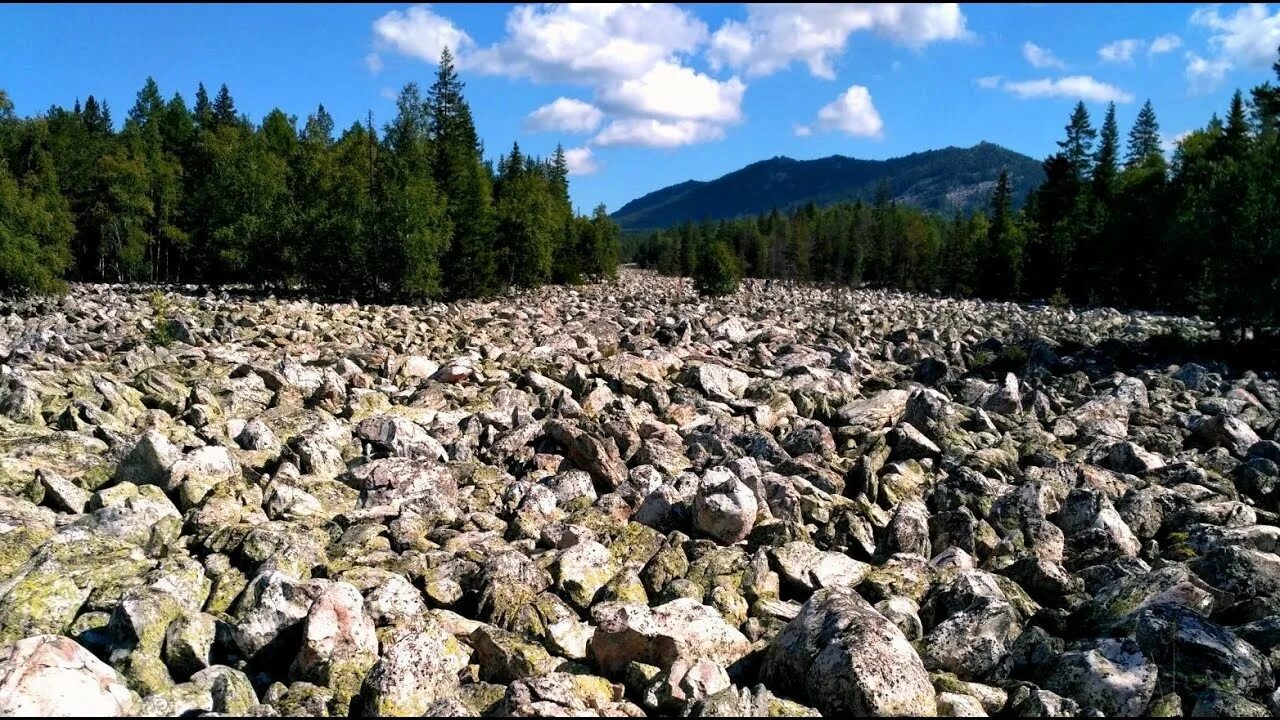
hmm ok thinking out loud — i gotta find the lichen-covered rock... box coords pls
[114,430,182,490]
[763,585,937,716]
[555,540,620,611]
[591,599,750,676]
[693,467,758,545]
[470,625,560,684]
[1042,638,1157,717]
[3,268,1277,719]
[163,612,217,680]
[291,582,378,710]
[232,572,327,662]
[681,363,750,403]
[362,622,471,717]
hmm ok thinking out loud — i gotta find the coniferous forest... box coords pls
[632,46,1280,334]
[0,48,620,299]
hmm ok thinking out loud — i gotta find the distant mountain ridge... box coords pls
[611,142,1045,231]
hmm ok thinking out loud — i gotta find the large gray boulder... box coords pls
[763,585,937,716]
[693,466,758,545]
[0,635,135,716]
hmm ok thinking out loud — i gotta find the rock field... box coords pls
[0,269,1278,716]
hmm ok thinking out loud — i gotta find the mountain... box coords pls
[611,142,1045,231]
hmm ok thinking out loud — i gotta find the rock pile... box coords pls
[0,269,1276,716]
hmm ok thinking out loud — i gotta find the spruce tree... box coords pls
[212,84,237,129]
[194,82,213,128]
[128,77,164,130]
[1058,101,1096,180]
[82,95,112,135]
[1093,103,1119,199]
[1125,100,1161,168]
[550,144,571,213]
[382,83,448,299]
[694,238,740,296]
[983,170,1022,297]
[429,46,496,298]
[1223,90,1250,159]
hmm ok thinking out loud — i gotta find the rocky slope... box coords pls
[0,270,1277,717]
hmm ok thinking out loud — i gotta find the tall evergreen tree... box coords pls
[429,46,497,298]
[212,83,237,129]
[381,83,449,298]
[1125,100,1162,168]
[193,82,213,129]
[128,77,164,130]
[1223,89,1250,159]
[1058,101,1097,179]
[82,95,112,135]
[1093,102,1120,198]
[294,104,336,289]
[982,170,1022,296]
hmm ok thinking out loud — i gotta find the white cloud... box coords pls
[467,3,708,84]
[794,124,813,137]
[707,3,968,79]
[1098,33,1183,64]
[365,52,384,74]
[1185,51,1233,93]
[596,62,745,124]
[524,98,604,133]
[371,5,473,64]
[1148,34,1182,55]
[975,74,1003,89]
[379,87,397,101]
[1182,4,1280,92]
[374,4,742,150]
[1191,3,1280,68]
[564,147,598,175]
[1099,39,1143,64]
[592,119,726,149]
[801,85,884,138]
[1161,129,1193,155]
[1001,75,1134,103]
[1022,41,1067,69]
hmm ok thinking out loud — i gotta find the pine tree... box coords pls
[128,77,164,130]
[118,77,186,281]
[550,144,570,212]
[983,170,1022,297]
[868,181,894,283]
[194,82,213,129]
[694,238,740,296]
[160,94,194,154]
[212,84,237,129]
[1058,101,1097,180]
[1223,89,1250,159]
[82,95,112,135]
[1093,103,1119,199]
[1125,100,1162,168]
[381,83,448,299]
[430,46,497,298]
[302,104,334,145]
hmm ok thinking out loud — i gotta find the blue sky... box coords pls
[3,3,1279,213]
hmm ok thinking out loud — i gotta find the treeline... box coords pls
[0,48,620,298]
[633,46,1280,332]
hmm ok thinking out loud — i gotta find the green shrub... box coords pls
[145,291,174,347]
[694,240,741,297]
